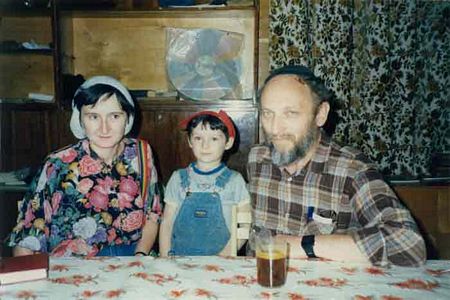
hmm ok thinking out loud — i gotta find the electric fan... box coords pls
[166,28,244,101]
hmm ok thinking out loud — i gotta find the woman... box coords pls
[7,76,161,257]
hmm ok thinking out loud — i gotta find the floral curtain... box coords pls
[269,0,449,176]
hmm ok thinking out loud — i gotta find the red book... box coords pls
[0,253,49,285]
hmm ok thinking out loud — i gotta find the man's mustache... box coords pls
[266,134,296,141]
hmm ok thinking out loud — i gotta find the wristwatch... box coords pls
[301,235,317,258]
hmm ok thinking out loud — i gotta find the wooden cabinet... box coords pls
[0,2,58,171]
[1,1,260,256]
[394,185,450,259]
[1,1,260,181]
[0,104,58,171]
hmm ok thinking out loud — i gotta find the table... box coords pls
[1,256,449,299]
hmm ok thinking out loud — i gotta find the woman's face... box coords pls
[81,94,128,154]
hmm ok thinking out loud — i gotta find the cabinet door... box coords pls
[139,110,194,183]
[0,106,54,171]
[138,106,258,184]
[225,109,259,178]
[395,186,450,259]
[54,109,77,149]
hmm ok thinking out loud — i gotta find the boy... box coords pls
[159,110,250,256]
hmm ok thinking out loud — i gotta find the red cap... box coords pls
[179,110,236,139]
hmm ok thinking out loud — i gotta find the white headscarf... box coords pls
[69,76,135,139]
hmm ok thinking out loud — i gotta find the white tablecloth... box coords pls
[1,256,450,299]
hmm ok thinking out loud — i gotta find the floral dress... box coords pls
[7,138,161,257]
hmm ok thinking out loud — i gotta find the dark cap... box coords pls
[264,65,319,84]
[262,65,333,103]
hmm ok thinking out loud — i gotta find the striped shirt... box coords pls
[247,133,426,266]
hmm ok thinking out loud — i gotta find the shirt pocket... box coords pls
[309,209,337,235]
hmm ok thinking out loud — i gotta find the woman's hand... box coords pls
[13,246,35,257]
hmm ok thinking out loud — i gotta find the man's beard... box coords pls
[267,127,318,167]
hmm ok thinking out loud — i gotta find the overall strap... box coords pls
[179,168,191,191]
[137,140,150,205]
[214,167,233,189]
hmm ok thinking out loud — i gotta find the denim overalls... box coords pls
[96,243,136,256]
[170,167,232,255]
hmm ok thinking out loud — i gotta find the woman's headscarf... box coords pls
[69,76,135,139]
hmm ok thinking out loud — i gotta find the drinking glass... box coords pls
[255,231,288,288]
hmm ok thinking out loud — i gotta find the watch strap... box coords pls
[301,235,317,258]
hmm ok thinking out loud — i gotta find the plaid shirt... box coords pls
[247,133,426,266]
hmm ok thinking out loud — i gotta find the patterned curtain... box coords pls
[269,0,449,176]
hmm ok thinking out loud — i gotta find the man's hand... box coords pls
[277,234,370,263]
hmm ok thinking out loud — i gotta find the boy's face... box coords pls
[188,122,234,171]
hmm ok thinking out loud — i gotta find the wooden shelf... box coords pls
[60,6,255,18]
[138,98,256,110]
[0,183,29,193]
[0,101,56,109]
[0,49,53,55]
[0,8,51,17]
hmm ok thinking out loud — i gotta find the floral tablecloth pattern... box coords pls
[1,256,449,299]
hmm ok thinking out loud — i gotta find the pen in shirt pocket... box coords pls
[307,206,314,222]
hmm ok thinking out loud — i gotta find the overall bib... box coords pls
[96,243,136,256]
[170,167,232,255]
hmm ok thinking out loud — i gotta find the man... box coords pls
[247,65,426,266]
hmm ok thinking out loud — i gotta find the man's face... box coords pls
[260,75,319,166]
